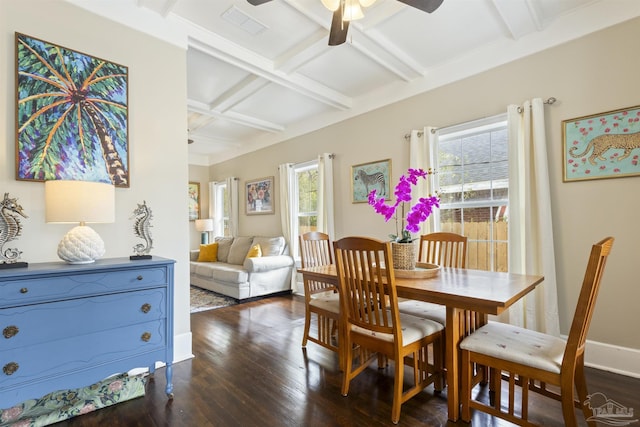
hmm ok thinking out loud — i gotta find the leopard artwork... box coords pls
[570,131,640,165]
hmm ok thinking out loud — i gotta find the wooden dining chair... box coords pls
[333,236,444,424]
[299,232,340,354]
[460,236,615,426]
[418,231,468,268]
[399,231,469,324]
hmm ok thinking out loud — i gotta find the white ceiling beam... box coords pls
[136,0,178,18]
[183,17,353,110]
[188,100,285,133]
[275,29,329,74]
[281,0,423,81]
[209,75,271,112]
[187,112,217,133]
[491,0,542,40]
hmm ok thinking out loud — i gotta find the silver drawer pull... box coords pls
[141,303,151,313]
[3,362,19,376]
[141,332,151,342]
[19,288,28,294]
[3,326,19,339]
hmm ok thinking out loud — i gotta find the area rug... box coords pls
[0,373,146,427]
[190,285,237,313]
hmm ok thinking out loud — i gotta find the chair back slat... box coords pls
[418,232,468,268]
[562,237,614,370]
[334,237,399,337]
[299,232,333,268]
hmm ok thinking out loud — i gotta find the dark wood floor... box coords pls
[60,294,638,426]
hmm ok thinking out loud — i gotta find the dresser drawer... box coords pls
[0,289,166,350]
[0,267,167,307]
[0,319,166,388]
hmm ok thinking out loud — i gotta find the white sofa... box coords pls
[189,236,294,300]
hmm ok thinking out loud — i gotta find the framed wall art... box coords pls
[563,105,640,182]
[246,176,274,215]
[351,159,391,203]
[15,32,130,187]
[188,181,200,221]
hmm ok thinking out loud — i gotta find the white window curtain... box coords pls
[317,153,335,240]
[505,98,560,336]
[409,127,438,235]
[209,181,224,237]
[209,177,239,238]
[278,163,297,292]
[226,177,239,237]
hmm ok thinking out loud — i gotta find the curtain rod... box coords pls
[403,97,558,139]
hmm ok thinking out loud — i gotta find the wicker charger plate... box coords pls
[393,262,441,279]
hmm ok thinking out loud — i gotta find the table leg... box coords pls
[446,306,462,422]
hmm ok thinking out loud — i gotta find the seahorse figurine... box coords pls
[130,201,153,257]
[0,193,28,265]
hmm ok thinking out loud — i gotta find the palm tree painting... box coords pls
[16,33,129,187]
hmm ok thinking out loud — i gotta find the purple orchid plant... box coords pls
[368,168,440,243]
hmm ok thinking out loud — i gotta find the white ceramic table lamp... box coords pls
[195,218,214,244]
[45,180,115,264]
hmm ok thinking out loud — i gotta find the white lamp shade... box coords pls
[44,180,115,264]
[195,218,214,232]
[45,180,115,224]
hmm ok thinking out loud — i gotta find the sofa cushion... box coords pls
[197,243,218,262]
[227,236,254,265]
[215,237,234,263]
[194,263,249,284]
[246,244,262,258]
[252,236,286,256]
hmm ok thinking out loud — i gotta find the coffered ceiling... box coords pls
[67,0,640,165]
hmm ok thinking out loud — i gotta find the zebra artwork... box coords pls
[355,169,386,197]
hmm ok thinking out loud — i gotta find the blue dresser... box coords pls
[0,257,175,409]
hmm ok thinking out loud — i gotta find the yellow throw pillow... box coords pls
[246,244,262,258]
[197,243,218,262]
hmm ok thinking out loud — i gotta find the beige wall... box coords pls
[208,18,640,352]
[1,1,192,360]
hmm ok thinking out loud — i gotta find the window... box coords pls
[212,182,230,237]
[293,160,319,258]
[435,115,508,272]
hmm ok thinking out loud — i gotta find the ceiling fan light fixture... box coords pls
[342,0,364,21]
[321,0,340,11]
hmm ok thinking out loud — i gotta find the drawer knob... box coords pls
[141,303,152,313]
[3,325,19,339]
[19,288,28,294]
[141,332,152,342]
[136,275,143,281]
[3,362,19,376]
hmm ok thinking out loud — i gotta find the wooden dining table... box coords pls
[297,264,544,422]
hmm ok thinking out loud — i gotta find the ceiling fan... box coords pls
[247,0,444,46]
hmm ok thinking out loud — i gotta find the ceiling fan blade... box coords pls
[328,8,349,46]
[246,0,272,5]
[397,0,444,13]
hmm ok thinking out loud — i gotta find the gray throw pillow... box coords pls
[227,236,254,265]
[214,237,234,263]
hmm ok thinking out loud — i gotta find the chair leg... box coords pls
[461,350,472,422]
[391,356,404,424]
[341,336,354,397]
[560,376,579,427]
[575,355,596,427]
[302,308,311,347]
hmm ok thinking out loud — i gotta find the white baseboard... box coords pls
[583,339,640,378]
